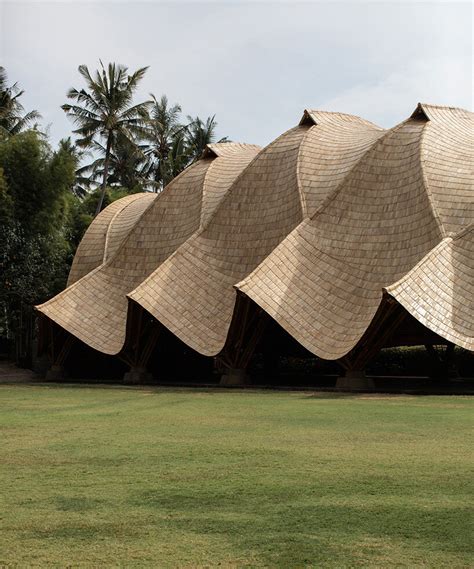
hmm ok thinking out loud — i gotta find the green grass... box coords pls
[0,385,472,567]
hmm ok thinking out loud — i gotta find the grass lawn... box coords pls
[0,385,472,568]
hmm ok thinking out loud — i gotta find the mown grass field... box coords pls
[0,385,472,567]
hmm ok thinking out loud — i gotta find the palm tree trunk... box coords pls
[95,133,112,216]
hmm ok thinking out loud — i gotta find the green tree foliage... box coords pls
[0,131,74,235]
[78,134,149,192]
[185,114,225,162]
[142,98,227,191]
[65,65,228,195]
[62,62,151,215]
[143,94,187,190]
[0,131,76,355]
[0,167,13,223]
[0,223,69,335]
[57,137,91,198]
[0,66,41,136]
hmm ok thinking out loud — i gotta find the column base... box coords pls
[336,370,374,390]
[45,364,66,381]
[123,367,152,384]
[220,368,249,386]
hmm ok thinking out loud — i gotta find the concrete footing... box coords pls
[45,364,66,381]
[220,368,249,386]
[336,370,374,390]
[123,366,152,384]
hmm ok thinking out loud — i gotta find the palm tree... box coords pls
[185,115,227,163]
[0,66,41,136]
[143,94,184,191]
[142,111,228,189]
[62,62,151,215]
[57,137,92,198]
[78,135,149,191]
[159,130,190,188]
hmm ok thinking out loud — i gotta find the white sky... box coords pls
[1,1,472,147]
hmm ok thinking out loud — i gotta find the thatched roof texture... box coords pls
[38,104,473,364]
[236,104,473,358]
[67,193,156,286]
[128,112,384,355]
[37,143,261,354]
[386,223,473,351]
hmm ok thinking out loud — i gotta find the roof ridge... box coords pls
[418,102,472,113]
[412,102,473,122]
[418,116,448,239]
[383,237,452,294]
[305,121,396,224]
[301,109,382,130]
[200,143,263,230]
[102,193,152,264]
[295,123,315,216]
[203,142,261,158]
[452,222,474,241]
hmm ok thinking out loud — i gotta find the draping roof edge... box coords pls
[37,143,261,355]
[235,104,471,360]
[128,110,385,356]
[385,223,474,351]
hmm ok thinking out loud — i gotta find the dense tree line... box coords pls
[0,63,225,362]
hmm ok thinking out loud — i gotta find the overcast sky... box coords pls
[1,1,472,148]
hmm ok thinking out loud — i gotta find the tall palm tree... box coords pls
[143,94,184,191]
[62,62,150,215]
[0,66,41,136]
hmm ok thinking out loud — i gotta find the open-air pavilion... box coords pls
[37,103,474,388]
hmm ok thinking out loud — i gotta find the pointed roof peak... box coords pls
[203,142,261,159]
[300,109,382,129]
[410,103,430,121]
[411,102,472,121]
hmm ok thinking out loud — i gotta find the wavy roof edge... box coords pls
[38,104,473,363]
[385,223,474,351]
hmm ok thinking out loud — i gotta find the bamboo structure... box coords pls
[386,223,473,351]
[67,193,157,285]
[37,143,261,355]
[129,112,384,356]
[235,105,473,365]
[36,104,473,383]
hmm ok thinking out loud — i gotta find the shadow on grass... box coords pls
[54,496,108,512]
[16,496,470,567]
[128,484,471,561]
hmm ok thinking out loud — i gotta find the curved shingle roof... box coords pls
[414,104,473,235]
[386,223,473,351]
[37,143,260,354]
[236,104,473,359]
[129,112,384,355]
[67,193,156,286]
[38,104,473,365]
